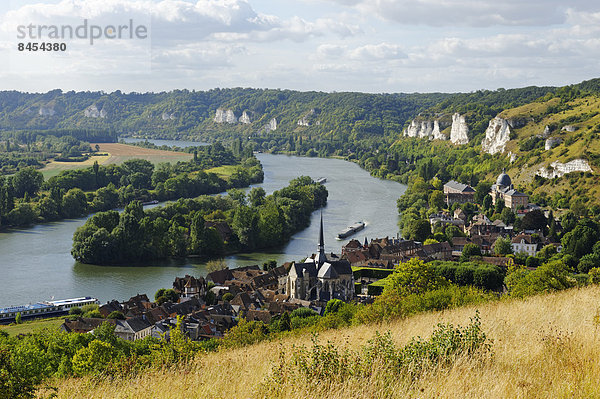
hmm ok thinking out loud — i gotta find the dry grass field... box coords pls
[52,285,600,399]
[39,143,192,179]
[93,143,193,165]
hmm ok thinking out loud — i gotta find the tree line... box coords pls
[71,176,328,264]
[0,142,263,229]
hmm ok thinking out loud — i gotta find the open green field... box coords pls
[40,154,111,179]
[0,317,64,336]
[205,165,238,179]
[39,143,192,179]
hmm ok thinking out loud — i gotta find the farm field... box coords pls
[93,143,193,165]
[204,164,238,179]
[0,317,64,337]
[39,143,192,179]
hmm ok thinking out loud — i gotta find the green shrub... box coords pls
[264,313,492,396]
[455,265,474,286]
[68,307,82,315]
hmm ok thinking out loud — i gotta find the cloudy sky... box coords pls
[0,0,599,93]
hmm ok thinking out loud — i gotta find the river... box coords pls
[0,144,406,308]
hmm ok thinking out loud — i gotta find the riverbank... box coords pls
[0,152,407,308]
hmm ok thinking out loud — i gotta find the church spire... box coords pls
[316,211,327,266]
[318,211,325,253]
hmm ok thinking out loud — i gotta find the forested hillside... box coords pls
[3,79,600,209]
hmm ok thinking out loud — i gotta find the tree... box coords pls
[15,312,22,324]
[561,221,600,259]
[206,258,227,273]
[62,188,88,218]
[494,198,505,214]
[494,237,513,255]
[12,167,43,198]
[107,311,126,320]
[521,209,547,231]
[384,258,447,298]
[248,187,266,207]
[501,208,516,225]
[403,219,431,242]
[577,253,600,273]
[155,288,179,304]
[474,181,492,205]
[460,243,482,262]
[429,190,445,210]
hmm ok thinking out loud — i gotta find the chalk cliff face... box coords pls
[481,117,511,155]
[239,111,251,124]
[265,118,277,131]
[161,112,175,121]
[450,113,469,145]
[536,159,592,178]
[298,109,316,126]
[545,137,562,151]
[84,104,106,118]
[214,108,237,124]
[403,119,448,140]
[39,106,56,117]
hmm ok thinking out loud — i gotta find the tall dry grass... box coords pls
[51,285,600,398]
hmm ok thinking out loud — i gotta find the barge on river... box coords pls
[337,221,365,239]
[0,297,98,324]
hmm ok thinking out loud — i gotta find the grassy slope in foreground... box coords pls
[53,285,600,398]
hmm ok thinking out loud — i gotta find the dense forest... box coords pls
[71,176,328,264]
[0,142,263,229]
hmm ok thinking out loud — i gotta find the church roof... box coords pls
[496,171,512,187]
[317,262,338,279]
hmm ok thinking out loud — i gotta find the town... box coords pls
[54,170,563,341]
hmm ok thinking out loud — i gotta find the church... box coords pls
[490,170,529,210]
[285,214,354,302]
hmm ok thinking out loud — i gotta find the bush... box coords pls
[107,311,125,320]
[68,307,82,315]
[578,253,600,273]
[588,268,600,284]
[455,265,474,286]
[264,313,492,396]
[222,293,234,302]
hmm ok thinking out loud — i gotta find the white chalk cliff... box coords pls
[450,113,469,145]
[265,118,277,131]
[84,105,106,118]
[403,119,447,140]
[536,159,592,178]
[481,117,511,155]
[161,112,175,121]
[298,109,316,126]
[239,111,251,124]
[214,108,237,124]
[39,106,56,117]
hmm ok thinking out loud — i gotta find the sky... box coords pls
[0,0,599,93]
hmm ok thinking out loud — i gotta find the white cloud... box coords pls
[325,0,600,27]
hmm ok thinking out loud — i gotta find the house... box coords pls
[511,234,540,256]
[443,180,475,205]
[98,300,123,318]
[113,317,153,341]
[173,275,207,299]
[286,214,354,302]
[61,318,113,334]
[421,241,452,260]
[490,171,529,210]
